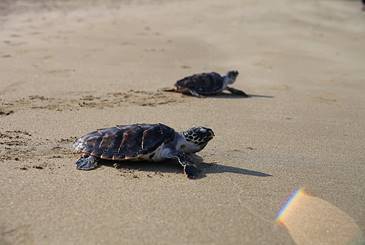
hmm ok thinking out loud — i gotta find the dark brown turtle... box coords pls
[72,123,214,179]
[163,70,249,97]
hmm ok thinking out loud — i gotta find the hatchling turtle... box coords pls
[72,123,214,179]
[163,70,249,97]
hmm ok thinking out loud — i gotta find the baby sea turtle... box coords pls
[163,70,249,97]
[72,123,214,179]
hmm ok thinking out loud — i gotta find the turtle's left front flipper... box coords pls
[76,155,98,170]
[226,87,249,97]
[171,152,202,179]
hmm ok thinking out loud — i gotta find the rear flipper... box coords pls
[76,155,98,170]
[186,89,204,98]
[161,87,177,92]
[162,87,204,98]
[226,87,249,97]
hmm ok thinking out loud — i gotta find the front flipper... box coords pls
[184,164,202,179]
[226,87,249,97]
[172,152,202,179]
[75,155,98,170]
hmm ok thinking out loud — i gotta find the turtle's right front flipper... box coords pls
[76,155,98,170]
[184,164,202,179]
[170,152,202,179]
[226,87,249,97]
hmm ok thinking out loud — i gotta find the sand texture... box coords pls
[0,0,364,244]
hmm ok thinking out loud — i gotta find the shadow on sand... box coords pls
[209,93,274,99]
[100,160,272,179]
[200,162,272,177]
[160,88,273,99]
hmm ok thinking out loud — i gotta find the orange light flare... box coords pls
[276,188,364,245]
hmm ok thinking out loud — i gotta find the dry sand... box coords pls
[0,0,364,244]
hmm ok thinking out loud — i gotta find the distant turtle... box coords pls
[163,70,249,97]
[72,123,214,179]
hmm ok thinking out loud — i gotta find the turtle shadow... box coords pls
[200,162,272,177]
[160,88,273,99]
[247,94,274,99]
[209,93,274,99]
[99,160,271,178]
[100,159,183,174]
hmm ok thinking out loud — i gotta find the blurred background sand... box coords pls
[0,0,364,244]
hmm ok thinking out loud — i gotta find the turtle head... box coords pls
[180,127,215,153]
[225,70,239,84]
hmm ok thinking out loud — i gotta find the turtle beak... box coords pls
[207,128,215,139]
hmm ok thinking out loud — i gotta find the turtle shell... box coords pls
[73,123,176,160]
[175,72,224,95]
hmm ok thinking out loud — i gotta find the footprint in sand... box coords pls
[0,130,32,161]
[0,225,34,245]
[0,109,14,116]
[0,90,184,114]
[0,129,76,168]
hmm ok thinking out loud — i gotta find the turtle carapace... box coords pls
[73,123,214,179]
[163,70,249,97]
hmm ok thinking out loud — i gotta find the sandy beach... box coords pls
[1,0,364,244]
